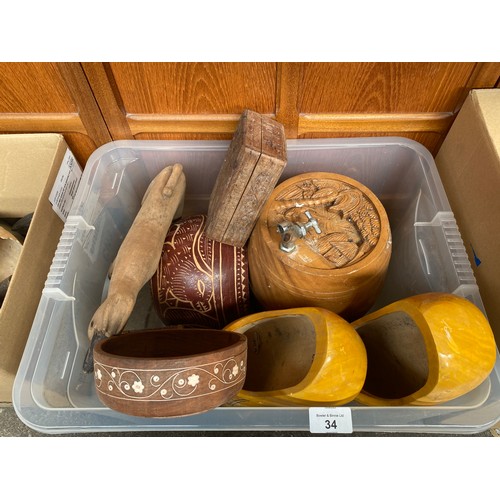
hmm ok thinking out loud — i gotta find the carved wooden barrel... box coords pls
[151,214,250,329]
[248,172,392,321]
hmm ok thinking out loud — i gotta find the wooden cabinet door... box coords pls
[83,62,499,156]
[278,62,500,153]
[82,62,277,141]
[0,62,111,165]
[1,62,498,162]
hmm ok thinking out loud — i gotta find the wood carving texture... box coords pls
[107,62,276,114]
[88,165,186,342]
[248,172,392,321]
[151,215,250,329]
[273,178,381,268]
[205,109,287,247]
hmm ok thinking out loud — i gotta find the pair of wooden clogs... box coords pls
[224,293,497,407]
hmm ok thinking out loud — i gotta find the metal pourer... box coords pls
[277,210,321,253]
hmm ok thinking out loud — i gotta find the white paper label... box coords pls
[309,407,353,434]
[49,148,82,222]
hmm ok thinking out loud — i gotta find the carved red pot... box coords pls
[151,214,250,329]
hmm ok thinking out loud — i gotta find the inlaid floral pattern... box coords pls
[187,374,200,387]
[94,354,246,402]
[132,380,144,394]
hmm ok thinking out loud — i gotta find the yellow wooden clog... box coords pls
[352,293,497,406]
[224,307,367,406]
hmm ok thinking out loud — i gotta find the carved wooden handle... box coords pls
[84,164,186,372]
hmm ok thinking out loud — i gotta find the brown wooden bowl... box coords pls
[151,214,251,329]
[93,328,247,418]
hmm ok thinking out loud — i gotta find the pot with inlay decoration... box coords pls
[93,328,248,417]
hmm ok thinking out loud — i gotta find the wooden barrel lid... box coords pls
[264,172,389,271]
[248,172,392,320]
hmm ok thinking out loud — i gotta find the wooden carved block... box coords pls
[205,109,287,247]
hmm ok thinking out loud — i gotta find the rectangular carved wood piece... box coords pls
[206,109,287,247]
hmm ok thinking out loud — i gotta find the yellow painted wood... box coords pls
[224,307,367,406]
[353,293,497,406]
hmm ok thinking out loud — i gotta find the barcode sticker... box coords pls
[309,407,353,434]
[49,148,82,222]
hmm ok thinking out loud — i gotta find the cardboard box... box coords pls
[0,134,77,402]
[436,89,500,345]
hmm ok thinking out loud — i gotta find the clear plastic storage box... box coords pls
[13,138,500,434]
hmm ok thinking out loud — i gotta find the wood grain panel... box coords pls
[0,63,76,113]
[2,62,497,165]
[0,63,113,166]
[128,113,242,135]
[81,62,134,140]
[108,62,277,115]
[298,112,453,134]
[133,132,233,141]
[276,62,303,138]
[466,62,500,89]
[452,62,500,112]
[0,113,84,133]
[82,62,499,148]
[57,63,112,147]
[300,62,477,113]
